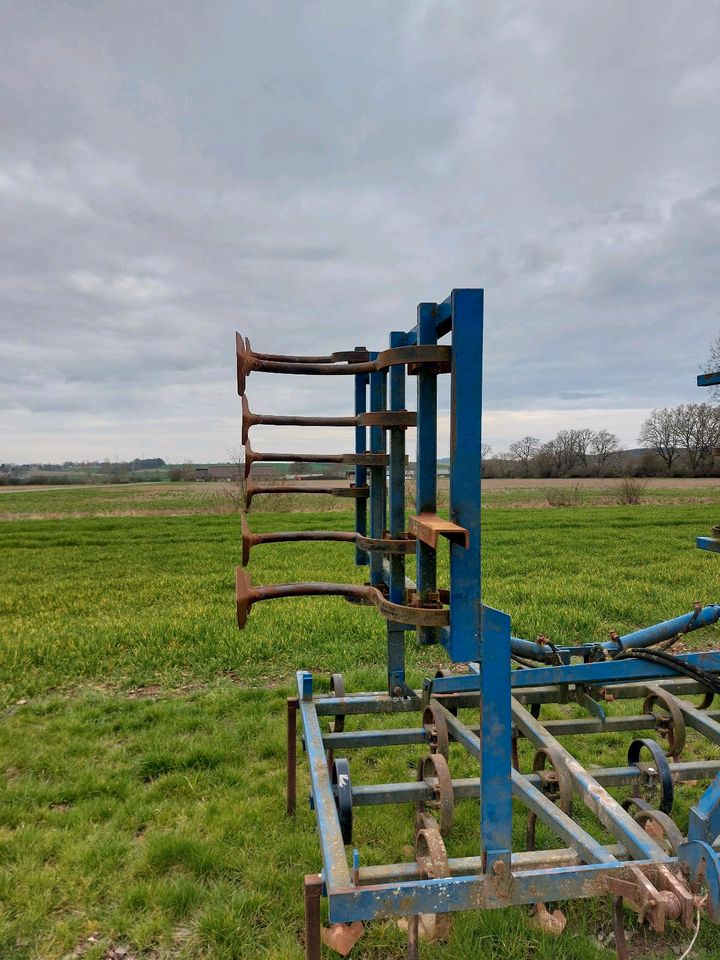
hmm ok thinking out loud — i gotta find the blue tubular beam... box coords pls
[508,605,720,662]
[447,289,485,664]
[698,538,720,553]
[404,299,453,346]
[607,605,720,653]
[510,698,670,862]
[387,331,407,692]
[449,290,512,876]
[432,649,720,693]
[347,759,720,806]
[415,302,438,645]
[327,859,674,922]
[354,365,369,566]
[296,685,352,890]
[698,372,720,386]
[689,775,720,844]
[368,360,387,587]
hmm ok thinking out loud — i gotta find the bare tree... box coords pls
[674,403,720,474]
[508,435,540,476]
[481,443,492,463]
[590,429,620,468]
[638,408,680,470]
[573,428,595,469]
[545,430,582,476]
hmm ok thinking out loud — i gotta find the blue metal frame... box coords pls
[237,289,720,950]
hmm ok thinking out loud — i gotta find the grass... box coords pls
[4,479,720,522]
[2,490,720,958]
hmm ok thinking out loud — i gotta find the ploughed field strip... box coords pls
[236,289,720,959]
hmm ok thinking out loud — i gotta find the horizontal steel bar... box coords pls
[355,844,628,885]
[321,711,720,749]
[349,759,720,807]
[312,676,712,716]
[431,651,720,693]
[327,859,674,922]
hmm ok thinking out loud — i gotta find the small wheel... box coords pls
[634,808,685,855]
[414,825,452,940]
[331,757,353,844]
[422,703,449,759]
[643,688,686,759]
[627,738,674,814]
[416,753,454,837]
[532,746,573,814]
[329,673,346,733]
[621,797,684,854]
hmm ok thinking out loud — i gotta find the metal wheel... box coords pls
[422,703,449,759]
[416,753,454,837]
[627,738,674,814]
[642,688,686,759]
[331,757,353,844]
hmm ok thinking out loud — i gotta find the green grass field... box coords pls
[2,487,720,959]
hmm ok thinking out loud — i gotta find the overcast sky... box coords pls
[1,1,719,464]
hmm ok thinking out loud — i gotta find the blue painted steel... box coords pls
[387,330,407,691]
[296,673,352,890]
[698,372,720,386]
[415,302,439,646]
[368,358,387,587]
[689,774,720,844]
[354,365,369,566]
[678,840,720,920]
[289,289,720,938]
[326,859,675,923]
[507,604,720,662]
[698,536,720,553]
[448,289,484,664]
[432,649,720,693]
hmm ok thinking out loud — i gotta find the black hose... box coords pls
[614,647,720,696]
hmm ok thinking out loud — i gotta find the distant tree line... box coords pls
[483,403,720,479]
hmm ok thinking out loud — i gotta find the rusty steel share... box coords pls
[235,568,449,629]
[236,332,451,394]
[251,343,370,364]
[245,482,368,510]
[240,395,416,444]
[243,439,387,479]
[240,514,415,566]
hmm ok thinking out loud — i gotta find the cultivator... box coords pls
[235,290,720,958]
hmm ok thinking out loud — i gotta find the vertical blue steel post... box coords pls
[415,303,438,646]
[369,358,387,587]
[387,330,407,693]
[449,288,512,876]
[354,361,369,567]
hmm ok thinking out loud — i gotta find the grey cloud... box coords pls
[1,2,719,461]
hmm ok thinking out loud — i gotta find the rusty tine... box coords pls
[236,567,374,628]
[235,332,450,393]
[243,440,387,479]
[241,514,356,566]
[241,395,357,444]
[244,482,369,510]
[235,568,448,629]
